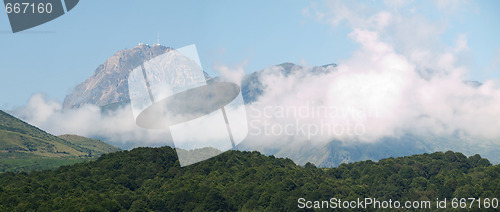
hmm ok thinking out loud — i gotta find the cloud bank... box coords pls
[245,0,500,147]
[15,94,173,149]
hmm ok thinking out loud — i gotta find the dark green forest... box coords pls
[0,147,498,211]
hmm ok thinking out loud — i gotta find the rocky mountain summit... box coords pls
[63,44,172,109]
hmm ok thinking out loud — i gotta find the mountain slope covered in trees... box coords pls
[0,147,498,211]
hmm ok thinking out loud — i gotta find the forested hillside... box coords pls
[0,147,498,211]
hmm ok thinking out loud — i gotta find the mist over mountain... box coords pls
[241,62,337,103]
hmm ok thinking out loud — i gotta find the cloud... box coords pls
[14,94,173,149]
[246,30,500,147]
[213,61,247,86]
[241,0,500,148]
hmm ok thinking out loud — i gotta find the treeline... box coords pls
[0,147,498,211]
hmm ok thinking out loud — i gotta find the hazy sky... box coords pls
[1,0,499,109]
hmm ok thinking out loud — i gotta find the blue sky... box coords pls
[0,0,499,109]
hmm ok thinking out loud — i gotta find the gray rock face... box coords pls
[63,44,172,109]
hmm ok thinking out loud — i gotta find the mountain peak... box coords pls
[63,44,173,109]
[132,43,171,51]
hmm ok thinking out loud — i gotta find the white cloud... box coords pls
[14,94,173,149]
[240,0,500,148]
[247,27,500,146]
[213,61,247,86]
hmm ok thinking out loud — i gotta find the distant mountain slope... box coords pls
[0,147,497,211]
[0,110,88,158]
[0,110,120,172]
[57,135,121,157]
[261,135,500,167]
